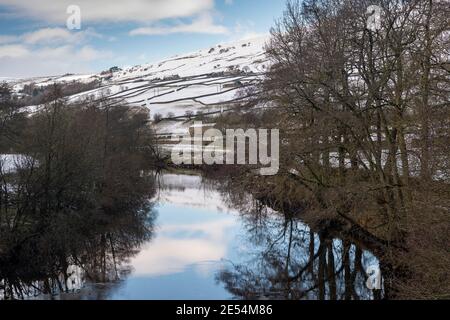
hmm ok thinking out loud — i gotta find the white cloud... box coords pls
[0,44,112,77]
[32,45,111,61]
[77,46,113,61]
[0,45,29,58]
[22,28,80,44]
[230,21,268,41]
[2,27,104,46]
[0,35,18,44]
[0,0,215,23]
[0,1,230,77]
[130,13,228,36]
[23,28,75,44]
[0,27,113,77]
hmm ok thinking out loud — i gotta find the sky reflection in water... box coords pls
[107,173,244,300]
[72,173,379,300]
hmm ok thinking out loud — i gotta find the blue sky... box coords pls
[0,0,286,78]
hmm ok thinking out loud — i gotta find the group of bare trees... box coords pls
[0,84,26,151]
[215,0,449,299]
[258,0,449,299]
[18,79,101,106]
[0,85,157,299]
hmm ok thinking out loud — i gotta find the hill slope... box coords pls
[11,36,270,124]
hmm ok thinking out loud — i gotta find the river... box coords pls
[1,172,382,300]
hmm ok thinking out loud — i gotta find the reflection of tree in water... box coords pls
[0,99,159,300]
[0,184,157,300]
[215,183,383,300]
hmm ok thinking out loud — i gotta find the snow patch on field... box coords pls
[9,36,270,132]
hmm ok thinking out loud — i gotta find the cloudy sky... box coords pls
[0,0,285,78]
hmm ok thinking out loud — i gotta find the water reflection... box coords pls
[217,215,381,300]
[0,172,383,300]
[214,176,383,300]
[102,173,240,300]
[0,174,156,300]
[101,172,381,300]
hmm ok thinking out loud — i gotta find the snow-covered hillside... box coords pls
[9,36,270,127]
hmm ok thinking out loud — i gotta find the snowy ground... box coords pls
[9,36,270,131]
[0,154,30,173]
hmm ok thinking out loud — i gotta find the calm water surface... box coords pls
[51,172,380,300]
[103,173,244,300]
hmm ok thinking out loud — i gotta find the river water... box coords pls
[62,173,381,300]
[1,172,382,300]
